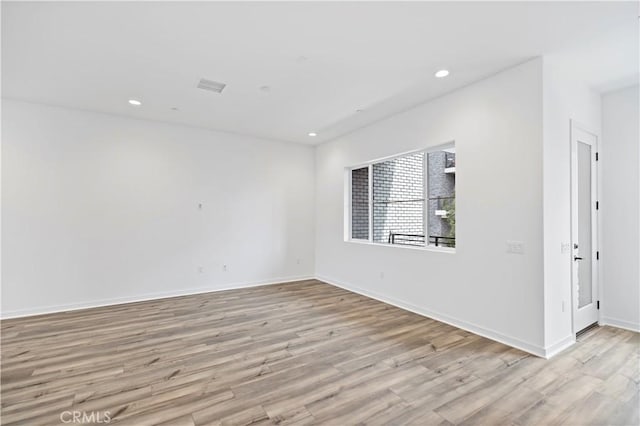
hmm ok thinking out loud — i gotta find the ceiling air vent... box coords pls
[197,78,226,94]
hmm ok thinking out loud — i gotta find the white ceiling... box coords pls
[2,1,638,145]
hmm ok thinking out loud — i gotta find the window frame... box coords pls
[345,142,456,252]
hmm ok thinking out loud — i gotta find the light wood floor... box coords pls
[1,280,638,425]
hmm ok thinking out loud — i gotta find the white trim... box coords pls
[347,142,453,171]
[423,149,429,247]
[600,317,640,333]
[0,275,314,320]
[368,164,373,242]
[345,239,455,253]
[316,275,547,358]
[543,335,576,358]
[345,167,352,241]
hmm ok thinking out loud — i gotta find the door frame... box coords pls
[570,120,600,335]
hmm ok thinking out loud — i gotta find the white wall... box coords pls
[4,61,633,356]
[315,59,547,355]
[1,100,315,318]
[601,85,639,332]
[542,56,602,354]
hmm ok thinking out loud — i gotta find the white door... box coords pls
[571,123,599,333]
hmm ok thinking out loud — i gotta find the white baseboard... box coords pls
[316,275,547,358]
[600,317,640,333]
[0,275,314,320]
[543,335,576,359]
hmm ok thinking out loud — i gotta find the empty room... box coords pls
[1,1,639,425]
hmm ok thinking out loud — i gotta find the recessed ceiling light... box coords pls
[308,132,317,137]
[128,99,142,106]
[171,107,179,111]
[356,109,364,113]
[435,69,450,78]
[260,85,271,92]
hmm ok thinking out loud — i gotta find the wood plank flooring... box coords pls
[1,279,638,425]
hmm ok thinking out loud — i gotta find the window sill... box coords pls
[345,239,456,254]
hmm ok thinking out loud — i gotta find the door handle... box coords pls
[574,256,583,261]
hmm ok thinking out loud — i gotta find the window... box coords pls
[426,147,456,248]
[373,152,425,245]
[348,144,455,249]
[351,167,369,240]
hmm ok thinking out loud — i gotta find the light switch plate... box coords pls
[507,241,524,254]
